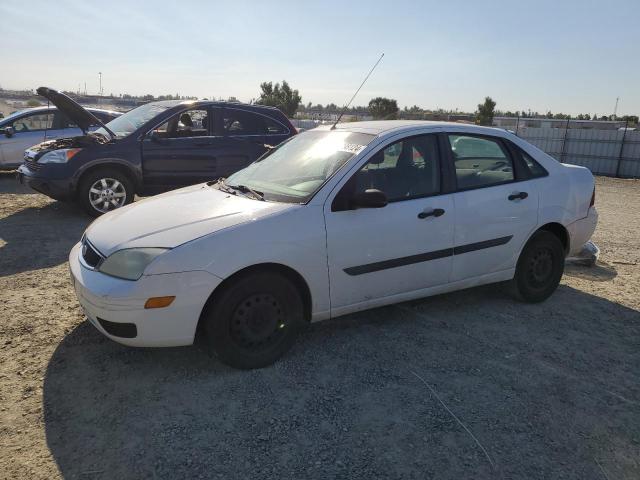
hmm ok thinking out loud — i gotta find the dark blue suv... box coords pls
[17,87,296,216]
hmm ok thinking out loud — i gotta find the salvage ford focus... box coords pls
[69,121,598,369]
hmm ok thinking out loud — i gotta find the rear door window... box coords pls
[448,135,514,190]
[520,149,548,178]
[262,116,288,135]
[221,109,263,136]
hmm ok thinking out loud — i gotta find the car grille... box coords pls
[24,159,42,171]
[81,236,104,269]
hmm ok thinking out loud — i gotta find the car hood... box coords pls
[36,86,110,134]
[84,183,296,257]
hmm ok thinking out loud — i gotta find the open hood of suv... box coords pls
[36,86,115,137]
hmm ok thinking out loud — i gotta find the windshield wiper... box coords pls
[229,183,265,201]
[212,177,236,195]
[211,179,264,201]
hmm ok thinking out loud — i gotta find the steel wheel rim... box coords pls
[230,293,287,352]
[88,178,126,213]
[527,247,554,288]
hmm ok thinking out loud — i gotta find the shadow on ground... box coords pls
[43,283,640,479]
[565,261,618,282]
[0,201,89,276]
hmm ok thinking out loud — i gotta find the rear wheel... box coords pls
[203,272,305,369]
[512,230,565,302]
[78,168,134,217]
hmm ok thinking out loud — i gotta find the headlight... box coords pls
[38,148,82,164]
[98,248,169,280]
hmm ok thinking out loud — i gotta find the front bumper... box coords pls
[16,164,75,201]
[69,242,222,347]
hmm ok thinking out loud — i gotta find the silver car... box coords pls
[0,106,121,170]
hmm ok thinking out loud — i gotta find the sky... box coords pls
[1,0,639,116]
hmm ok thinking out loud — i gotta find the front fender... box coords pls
[73,157,143,189]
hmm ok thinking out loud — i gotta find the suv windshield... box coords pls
[225,130,375,203]
[95,101,182,138]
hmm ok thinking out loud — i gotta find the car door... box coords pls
[1,111,52,166]
[210,107,270,177]
[141,107,220,187]
[262,114,293,148]
[325,133,455,311]
[44,110,81,141]
[53,110,117,140]
[444,132,539,282]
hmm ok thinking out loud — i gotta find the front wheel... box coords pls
[78,168,134,217]
[203,272,305,369]
[512,230,565,303]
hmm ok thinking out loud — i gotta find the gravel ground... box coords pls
[0,172,639,479]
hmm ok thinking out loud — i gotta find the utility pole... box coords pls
[614,97,619,119]
[98,72,103,96]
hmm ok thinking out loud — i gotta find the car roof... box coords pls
[6,106,121,116]
[316,120,509,138]
[149,99,284,113]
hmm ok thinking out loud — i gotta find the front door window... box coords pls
[11,113,54,132]
[153,109,210,138]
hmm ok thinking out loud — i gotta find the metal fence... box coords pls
[290,118,640,178]
[499,118,640,178]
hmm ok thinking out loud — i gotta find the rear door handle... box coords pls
[508,191,528,201]
[418,208,445,219]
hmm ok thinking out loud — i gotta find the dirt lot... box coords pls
[0,173,638,479]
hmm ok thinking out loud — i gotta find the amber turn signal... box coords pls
[144,296,176,309]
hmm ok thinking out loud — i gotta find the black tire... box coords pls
[512,230,565,303]
[78,168,134,217]
[203,272,305,369]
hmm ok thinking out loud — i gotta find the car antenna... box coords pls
[331,53,384,130]
[45,99,50,139]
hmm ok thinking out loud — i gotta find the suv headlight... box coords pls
[98,248,169,280]
[38,148,82,164]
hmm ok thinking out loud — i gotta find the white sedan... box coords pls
[69,121,598,369]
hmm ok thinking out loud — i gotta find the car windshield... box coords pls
[225,130,375,203]
[95,101,182,138]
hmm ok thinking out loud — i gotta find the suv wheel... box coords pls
[512,230,565,302]
[203,272,305,369]
[78,168,134,217]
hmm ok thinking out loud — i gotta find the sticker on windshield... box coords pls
[340,143,367,154]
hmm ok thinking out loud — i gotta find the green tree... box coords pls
[26,99,40,107]
[368,97,399,119]
[256,80,302,117]
[475,96,496,125]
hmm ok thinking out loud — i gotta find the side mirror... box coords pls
[352,189,388,209]
[4,126,15,138]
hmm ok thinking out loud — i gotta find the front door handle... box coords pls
[418,208,445,219]
[508,191,528,201]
